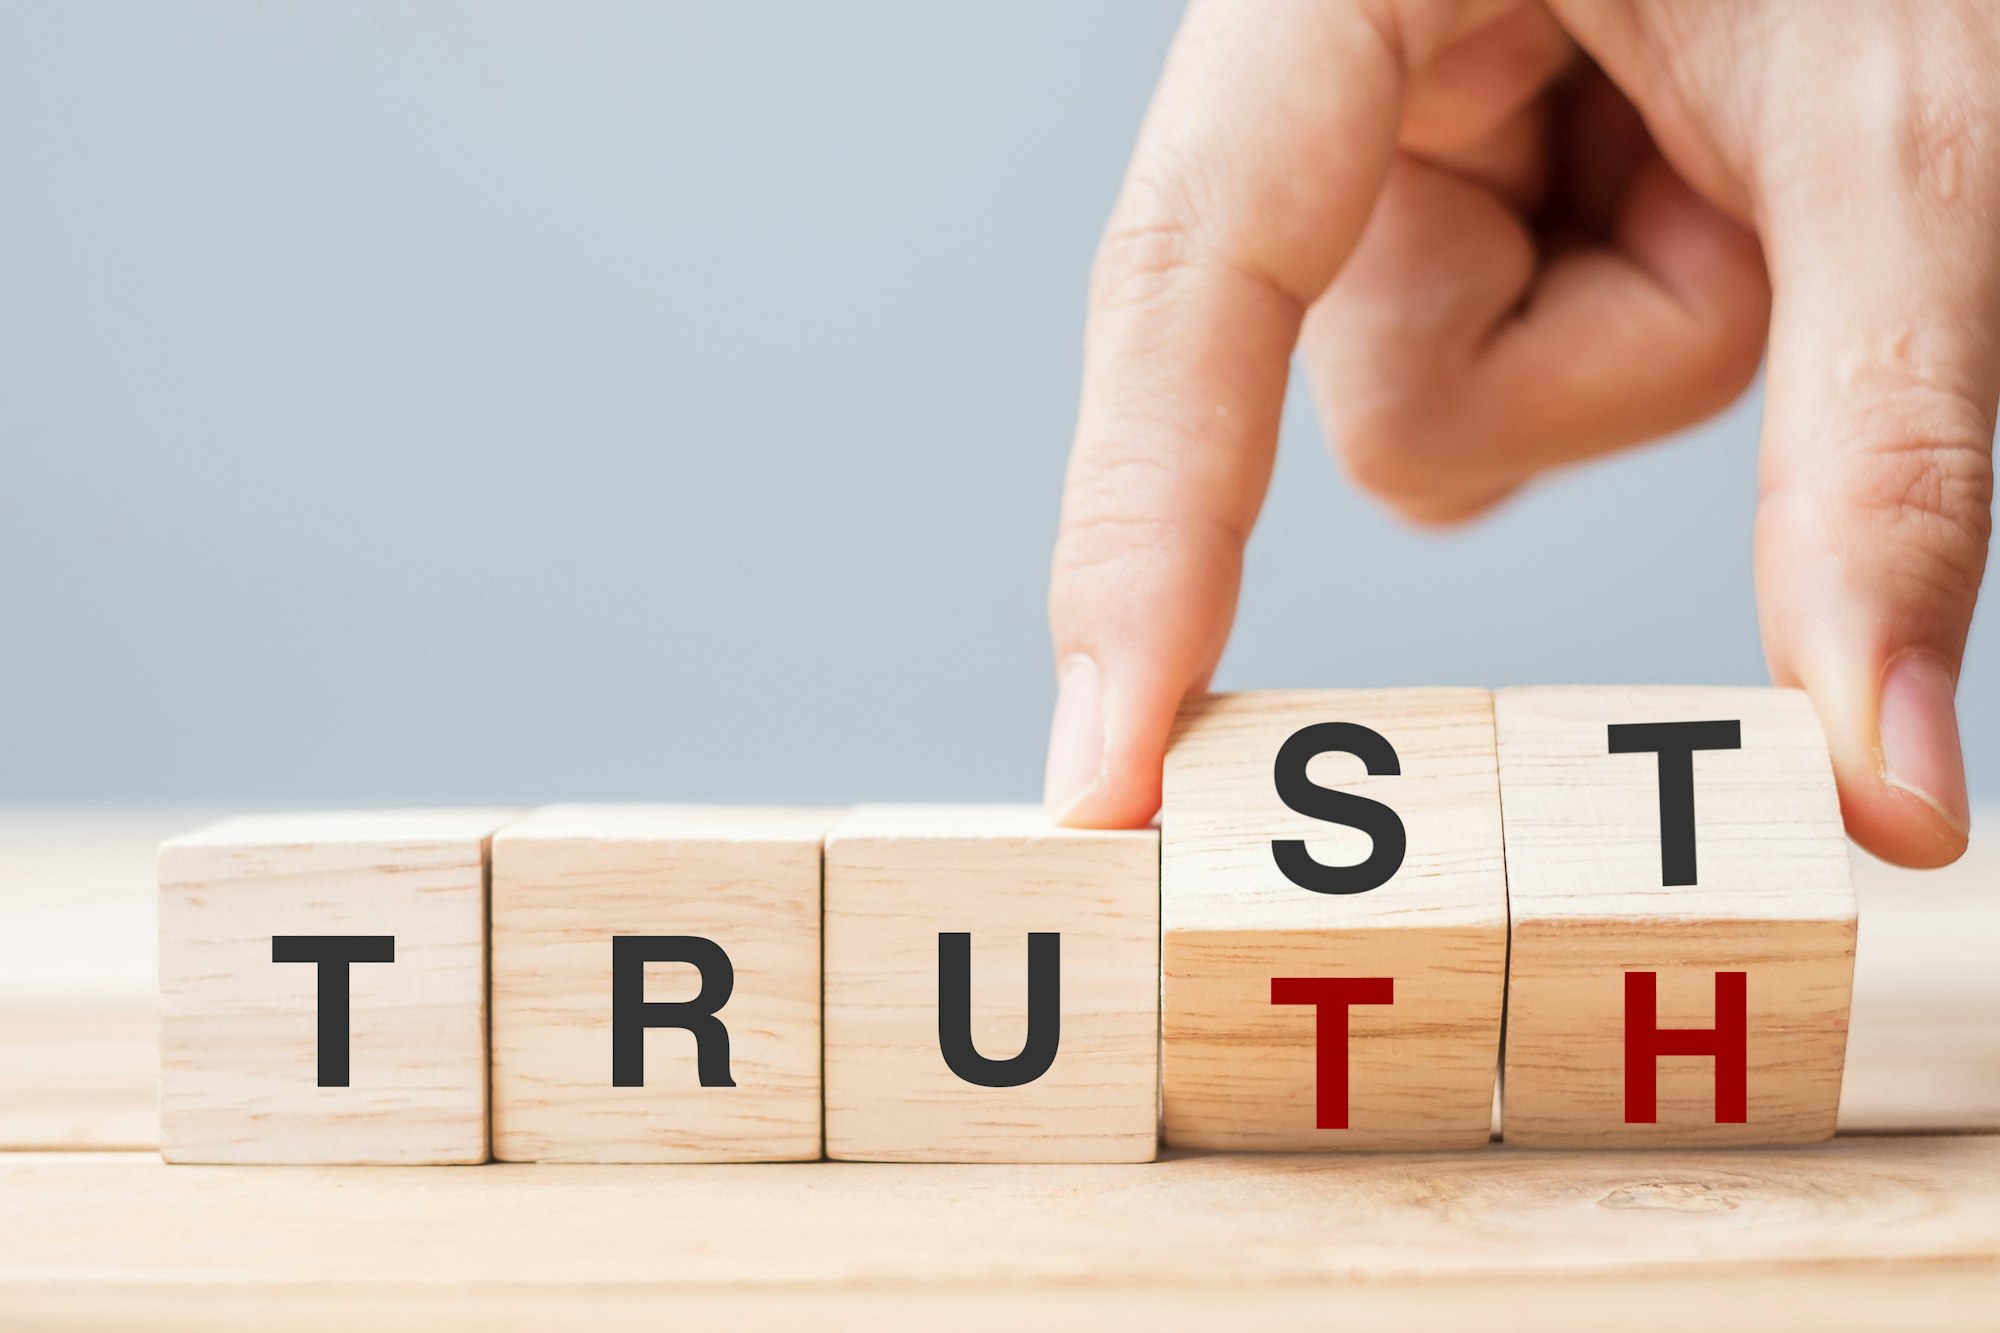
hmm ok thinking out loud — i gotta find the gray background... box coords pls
[1,2,1993,804]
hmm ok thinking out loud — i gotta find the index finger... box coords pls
[1046,0,1416,825]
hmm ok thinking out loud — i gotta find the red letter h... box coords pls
[1625,970,1747,1124]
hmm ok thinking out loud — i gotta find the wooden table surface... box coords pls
[2,806,1995,1329]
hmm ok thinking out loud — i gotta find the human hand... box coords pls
[1044,0,1996,867]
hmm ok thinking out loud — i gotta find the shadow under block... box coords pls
[157,809,518,1164]
[1162,690,1508,1151]
[489,805,832,1162]
[1496,686,1858,1148]
[823,806,1159,1163]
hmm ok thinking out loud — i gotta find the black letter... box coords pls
[1607,719,1743,886]
[611,935,735,1088]
[937,932,1060,1087]
[271,934,395,1088]
[1271,721,1407,895]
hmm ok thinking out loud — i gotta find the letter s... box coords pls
[1271,721,1406,895]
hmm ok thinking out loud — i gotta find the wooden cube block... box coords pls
[1496,686,1857,1147]
[490,805,833,1162]
[158,809,516,1164]
[1162,689,1507,1151]
[823,805,1158,1162]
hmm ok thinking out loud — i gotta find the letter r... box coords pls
[611,935,736,1088]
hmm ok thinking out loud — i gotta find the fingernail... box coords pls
[1043,655,1105,821]
[1879,651,1971,836]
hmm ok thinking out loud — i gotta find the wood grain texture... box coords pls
[490,804,833,1162]
[823,805,1158,1163]
[2,1138,1996,1289]
[1496,687,1856,1148]
[1843,840,2000,1131]
[9,805,2000,1326]
[10,803,2000,1157]
[14,1276,2000,1333]
[157,809,517,1164]
[1163,690,1507,1150]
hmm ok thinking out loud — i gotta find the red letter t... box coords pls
[1270,976,1395,1129]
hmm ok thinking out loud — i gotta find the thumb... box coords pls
[1756,185,1999,867]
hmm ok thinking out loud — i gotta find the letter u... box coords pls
[936,931,1061,1088]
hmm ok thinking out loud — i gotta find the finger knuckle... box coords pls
[1090,167,1218,316]
[1053,444,1249,587]
[1331,398,1525,527]
[1830,419,1995,607]
[1336,413,1429,506]
[1332,406,1456,512]
[1893,62,2000,211]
